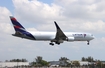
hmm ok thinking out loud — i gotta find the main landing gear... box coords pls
[49,42,54,46]
[55,42,60,45]
[49,42,60,46]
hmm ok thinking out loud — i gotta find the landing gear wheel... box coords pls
[55,42,60,45]
[57,43,60,45]
[49,42,54,46]
[87,41,89,45]
[87,42,89,45]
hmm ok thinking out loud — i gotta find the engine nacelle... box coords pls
[66,37,74,41]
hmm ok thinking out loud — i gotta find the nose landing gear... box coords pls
[87,41,89,45]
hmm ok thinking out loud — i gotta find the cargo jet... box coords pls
[10,16,94,46]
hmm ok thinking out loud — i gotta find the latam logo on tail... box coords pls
[10,16,94,46]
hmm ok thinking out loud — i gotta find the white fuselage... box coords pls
[29,31,94,42]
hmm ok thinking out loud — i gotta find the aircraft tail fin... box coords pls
[10,16,26,33]
[10,16,35,40]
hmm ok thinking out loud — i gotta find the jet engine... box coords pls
[66,37,74,41]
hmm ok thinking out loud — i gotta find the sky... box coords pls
[0,0,105,62]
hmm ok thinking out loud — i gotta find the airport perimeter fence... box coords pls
[4,66,105,68]
[20,67,102,68]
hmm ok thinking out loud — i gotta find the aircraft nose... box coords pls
[91,35,95,39]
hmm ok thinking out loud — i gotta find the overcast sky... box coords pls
[0,0,105,62]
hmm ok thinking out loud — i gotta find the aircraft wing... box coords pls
[54,21,67,42]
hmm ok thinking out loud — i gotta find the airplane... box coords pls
[10,16,94,46]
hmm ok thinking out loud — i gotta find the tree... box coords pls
[36,56,42,63]
[96,60,102,68]
[88,56,93,62]
[40,60,49,66]
[81,56,94,62]
[9,59,28,62]
[35,56,48,66]
[81,57,86,61]
[59,57,70,67]
[21,59,27,62]
[59,57,69,61]
[72,61,80,67]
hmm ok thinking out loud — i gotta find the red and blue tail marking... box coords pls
[10,16,35,40]
[10,16,26,32]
